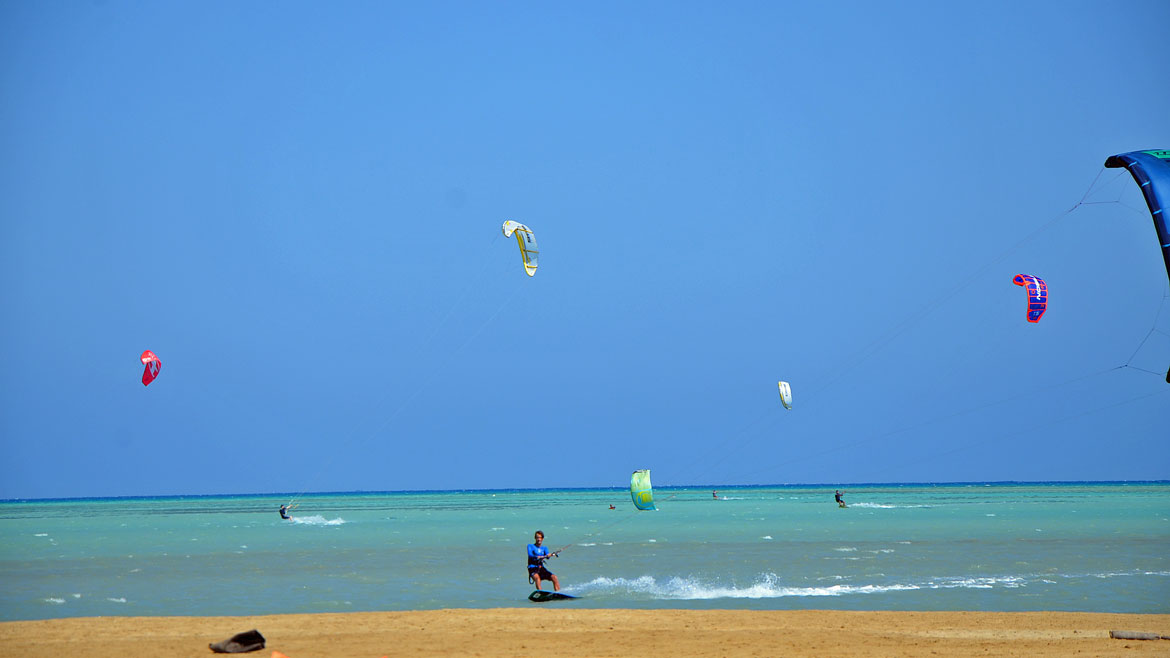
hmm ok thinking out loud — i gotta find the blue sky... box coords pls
[2,1,1168,499]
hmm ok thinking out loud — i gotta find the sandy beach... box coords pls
[2,609,1168,657]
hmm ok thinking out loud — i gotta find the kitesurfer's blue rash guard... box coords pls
[527,544,551,571]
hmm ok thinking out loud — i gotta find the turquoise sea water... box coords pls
[1,482,1167,621]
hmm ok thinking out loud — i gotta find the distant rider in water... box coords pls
[527,530,561,591]
[834,490,847,508]
[279,504,292,520]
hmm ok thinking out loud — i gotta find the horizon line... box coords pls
[4,478,1168,504]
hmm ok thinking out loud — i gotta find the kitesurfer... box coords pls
[713,491,718,499]
[834,490,847,508]
[279,505,292,520]
[527,530,560,591]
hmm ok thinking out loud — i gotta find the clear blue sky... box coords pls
[2,1,1168,499]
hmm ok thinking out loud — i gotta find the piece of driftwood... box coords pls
[1109,630,1167,641]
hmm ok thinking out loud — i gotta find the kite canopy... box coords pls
[630,469,655,511]
[777,381,792,409]
[1105,150,1170,384]
[1104,150,1170,286]
[1012,274,1047,323]
[502,220,539,276]
[140,350,161,387]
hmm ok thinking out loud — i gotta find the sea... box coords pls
[1,482,1167,621]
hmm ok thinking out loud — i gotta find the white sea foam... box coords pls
[850,502,932,509]
[1064,569,1170,580]
[574,570,1069,601]
[761,536,773,540]
[107,597,127,603]
[34,533,48,537]
[575,574,920,600]
[45,597,65,605]
[834,547,857,552]
[925,576,1025,589]
[291,515,346,526]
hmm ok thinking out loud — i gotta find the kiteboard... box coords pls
[528,590,577,603]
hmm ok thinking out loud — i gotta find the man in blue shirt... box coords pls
[527,530,561,591]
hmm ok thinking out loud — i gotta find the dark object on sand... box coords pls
[1109,630,1168,641]
[209,629,266,653]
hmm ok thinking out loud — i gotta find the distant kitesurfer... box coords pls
[608,504,615,510]
[527,530,560,591]
[279,504,292,520]
[713,491,718,499]
[835,490,847,508]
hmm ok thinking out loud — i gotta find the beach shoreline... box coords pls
[2,609,1168,657]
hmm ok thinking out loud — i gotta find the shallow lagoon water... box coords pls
[1,482,1167,620]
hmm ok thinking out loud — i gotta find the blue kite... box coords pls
[1104,149,1170,382]
[1104,150,1170,286]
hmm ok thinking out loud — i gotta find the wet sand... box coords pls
[2,609,1168,657]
